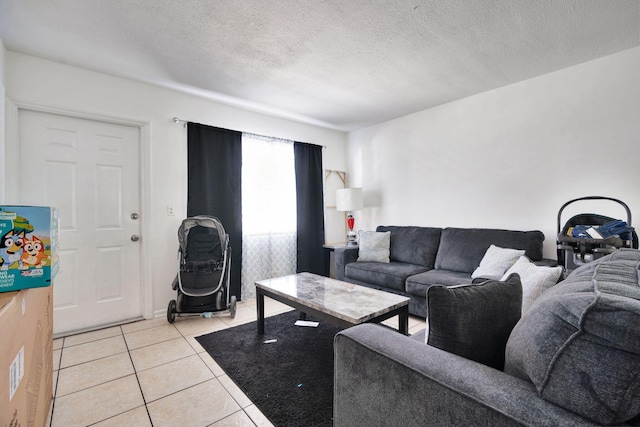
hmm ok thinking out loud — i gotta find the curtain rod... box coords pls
[172,117,187,127]
[171,116,326,148]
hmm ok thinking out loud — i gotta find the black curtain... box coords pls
[187,122,243,300]
[294,142,326,275]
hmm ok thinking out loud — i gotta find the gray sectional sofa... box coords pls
[334,249,640,426]
[334,225,551,318]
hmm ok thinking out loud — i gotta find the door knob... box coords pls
[130,213,139,220]
[131,235,140,242]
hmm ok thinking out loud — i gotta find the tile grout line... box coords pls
[58,324,159,427]
[180,307,279,426]
[48,337,65,427]
[47,302,311,427]
[128,318,250,425]
[54,325,152,427]
[51,318,228,426]
[121,324,156,427]
[174,314,253,411]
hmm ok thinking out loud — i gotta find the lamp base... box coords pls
[346,213,358,244]
[347,229,357,245]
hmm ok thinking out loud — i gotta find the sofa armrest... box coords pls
[334,324,598,427]
[334,246,359,280]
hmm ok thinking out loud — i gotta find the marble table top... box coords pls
[255,272,409,324]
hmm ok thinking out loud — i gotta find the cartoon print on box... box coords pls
[1,216,33,270]
[21,236,49,269]
[1,211,36,270]
[0,206,59,292]
[0,229,27,270]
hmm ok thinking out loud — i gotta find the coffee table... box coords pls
[255,272,410,335]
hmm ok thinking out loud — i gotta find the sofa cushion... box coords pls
[471,245,525,280]
[500,256,563,312]
[345,262,429,292]
[405,269,473,297]
[357,230,391,263]
[504,256,640,425]
[426,273,522,370]
[435,228,545,273]
[376,226,442,268]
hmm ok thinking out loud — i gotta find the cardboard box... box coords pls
[0,206,59,293]
[0,286,53,427]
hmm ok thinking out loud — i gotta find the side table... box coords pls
[323,242,358,278]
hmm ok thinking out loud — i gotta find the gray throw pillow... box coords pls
[471,245,525,280]
[500,256,563,313]
[426,274,522,370]
[357,231,390,263]
[504,259,640,425]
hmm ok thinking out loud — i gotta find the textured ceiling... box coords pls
[0,0,638,130]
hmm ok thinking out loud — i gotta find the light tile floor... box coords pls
[49,297,426,427]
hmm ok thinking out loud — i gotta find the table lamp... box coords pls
[336,188,363,245]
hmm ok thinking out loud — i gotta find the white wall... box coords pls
[0,40,6,202]
[0,40,5,82]
[4,51,347,316]
[347,47,640,259]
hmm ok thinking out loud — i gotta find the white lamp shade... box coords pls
[336,188,363,212]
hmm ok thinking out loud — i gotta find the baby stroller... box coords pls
[556,196,638,274]
[167,215,237,323]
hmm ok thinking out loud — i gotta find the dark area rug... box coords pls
[196,310,343,427]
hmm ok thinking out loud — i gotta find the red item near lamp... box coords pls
[336,188,363,245]
[347,215,355,230]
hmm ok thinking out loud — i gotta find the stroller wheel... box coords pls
[229,295,237,318]
[167,300,177,323]
[216,290,224,310]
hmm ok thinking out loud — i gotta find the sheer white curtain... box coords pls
[241,134,297,298]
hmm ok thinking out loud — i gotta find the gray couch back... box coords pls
[377,226,442,268]
[434,228,545,273]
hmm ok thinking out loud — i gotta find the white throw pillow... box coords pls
[471,245,525,280]
[500,256,563,313]
[357,231,391,263]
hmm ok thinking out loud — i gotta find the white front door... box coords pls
[18,110,142,335]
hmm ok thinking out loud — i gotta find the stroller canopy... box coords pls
[177,216,227,254]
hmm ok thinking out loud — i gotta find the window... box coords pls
[241,134,297,298]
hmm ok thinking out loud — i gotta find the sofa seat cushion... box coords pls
[405,270,473,297]
[435,228,545,274]
[376,226,442,267]
[505,254,640,425]
[345,262,429,292]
